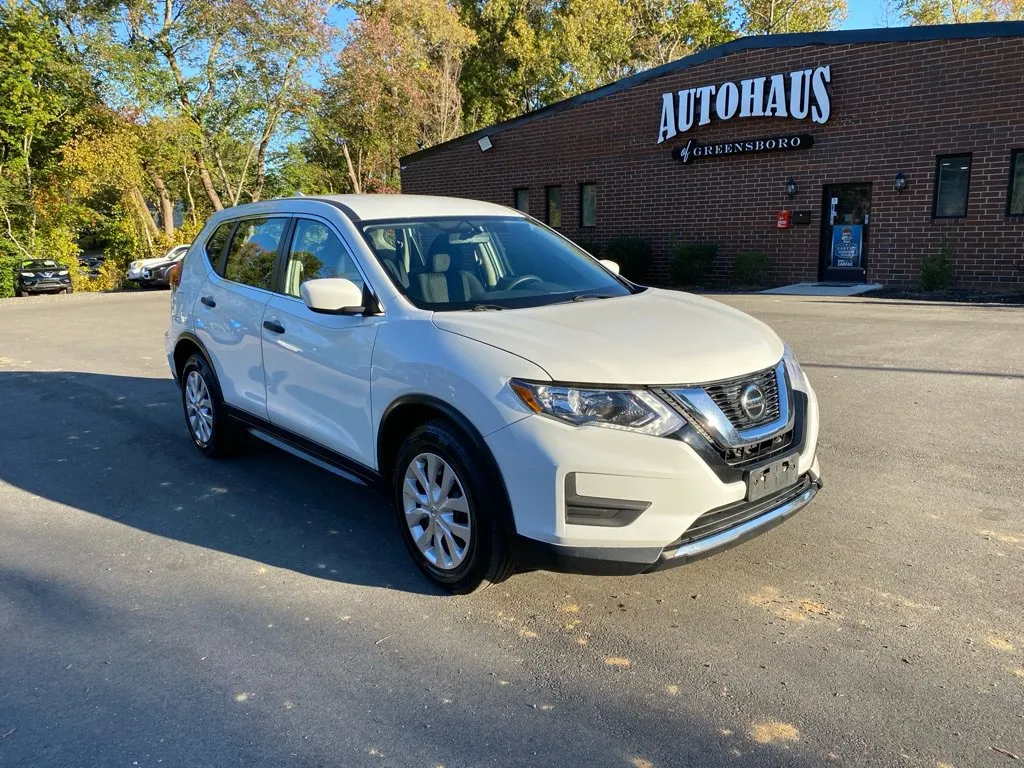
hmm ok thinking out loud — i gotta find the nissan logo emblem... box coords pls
[739,383,767,421]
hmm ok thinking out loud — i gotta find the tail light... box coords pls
[168,262,182,291]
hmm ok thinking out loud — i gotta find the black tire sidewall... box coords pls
[393,421,506,593]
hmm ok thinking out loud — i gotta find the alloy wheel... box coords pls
[402,452,472,570]
[185,370,214,445]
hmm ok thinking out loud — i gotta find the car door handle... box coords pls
[200,296,216,308]
[263,320,286,335]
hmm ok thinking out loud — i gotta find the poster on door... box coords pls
[830,224,863,269]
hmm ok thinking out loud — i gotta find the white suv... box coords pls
[166,195,821,592]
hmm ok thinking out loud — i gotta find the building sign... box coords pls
[672,134,814,164]
[657,66,832,144]
[830,224,863,268]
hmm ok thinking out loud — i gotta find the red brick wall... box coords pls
[401,37,1024,290]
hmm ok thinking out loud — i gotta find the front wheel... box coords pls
[393,420,514,593]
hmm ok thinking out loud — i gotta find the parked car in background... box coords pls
[128,245,190,287]
[78,253,106,278]
[17,259,73,296]
[167,195,821,593]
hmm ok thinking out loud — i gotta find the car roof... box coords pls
[217,194,521,223]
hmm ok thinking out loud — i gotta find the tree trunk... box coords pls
[194,150,224,211]
[148,169,176,238]
[342,143,361,194]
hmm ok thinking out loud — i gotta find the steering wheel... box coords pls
[505,274,542,291]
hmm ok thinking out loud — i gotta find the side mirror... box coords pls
[599,259,620,276]
[300,277,365,315]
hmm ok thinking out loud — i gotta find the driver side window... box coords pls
[284,220,364,298]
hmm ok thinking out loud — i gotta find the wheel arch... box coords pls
[377,395,518,534]
[172,332,213,385]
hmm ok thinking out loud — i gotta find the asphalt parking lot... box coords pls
[0,290,1021,768]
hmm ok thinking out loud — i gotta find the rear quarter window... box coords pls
[204,222,234,271]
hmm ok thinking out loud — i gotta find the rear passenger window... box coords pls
[222,218,287,290]
[283,220,364,298]
[204,222,234,270]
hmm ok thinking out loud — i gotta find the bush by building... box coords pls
[669,241,717,287]
[733,252,770,288]
[605,236,653,282]
[919,239,956,291]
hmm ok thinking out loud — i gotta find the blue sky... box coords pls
[842,0,892,29]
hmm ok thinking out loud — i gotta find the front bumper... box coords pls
[485,383,821,571]
[21,279,71,293]
[513,473,821,574]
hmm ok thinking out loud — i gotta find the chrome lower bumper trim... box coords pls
[662,481,820,561]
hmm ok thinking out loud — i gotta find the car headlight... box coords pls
[20,271,34,277]
[130,261,140,269]
[510,380,684,436]
[58,270,69,276]
[783,344,808,392]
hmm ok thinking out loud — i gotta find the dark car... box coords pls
[16,260,73,296]
[138,246,189,288]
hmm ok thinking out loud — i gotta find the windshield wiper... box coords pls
[569,293,616,302]
[470,303,505,311]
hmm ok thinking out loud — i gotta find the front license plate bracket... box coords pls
[745,454,799,502]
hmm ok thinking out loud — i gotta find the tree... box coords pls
[457,0,563,128]
[0,4,97,262]
[47,0,335,211]
[735,0,847,34]
[895,0,1022,23]
[311,0,476,192]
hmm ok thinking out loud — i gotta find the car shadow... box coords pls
[0,369,441,596]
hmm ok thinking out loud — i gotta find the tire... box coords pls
[179,353,247,458]
[393,420,515,593]
[14,287,22,297]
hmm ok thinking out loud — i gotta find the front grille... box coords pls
[666,475,812,550]
[722,428,794,467]
[702,366,780,429]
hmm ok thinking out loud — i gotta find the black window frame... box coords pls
[932,153,972,220]
[579,182,597,228]
[545,185,562,227]
[513,187,530,214]
[1007,149,1024,217]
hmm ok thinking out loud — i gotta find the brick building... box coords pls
[400,22,1024,290]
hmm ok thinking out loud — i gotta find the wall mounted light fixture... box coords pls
[785,178,798,199]
[894,171,908,194]
[478,136,493,152]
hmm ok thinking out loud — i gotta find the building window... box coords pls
[580,183,597,227]
[513,188,529,213]
[1008,150,1024,216]
[933,154,971,219]
[545,186,561,227]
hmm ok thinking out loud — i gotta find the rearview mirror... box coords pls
[599,259,620,275]
[300,278,365,315]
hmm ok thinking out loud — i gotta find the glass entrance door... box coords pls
[819,183,871,282]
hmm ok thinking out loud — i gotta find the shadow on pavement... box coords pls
[0,369,438,597]
[0,562,818,768]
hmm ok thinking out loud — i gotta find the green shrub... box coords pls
[669,240,718,286]
[0,255,19,298]
[605,236,653,282]
[919,238,955,291]
[733,252,769,287]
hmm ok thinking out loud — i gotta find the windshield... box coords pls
[360,216,635,310]
[22,260,60,270]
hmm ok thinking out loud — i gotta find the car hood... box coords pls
[431,288,784,385]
